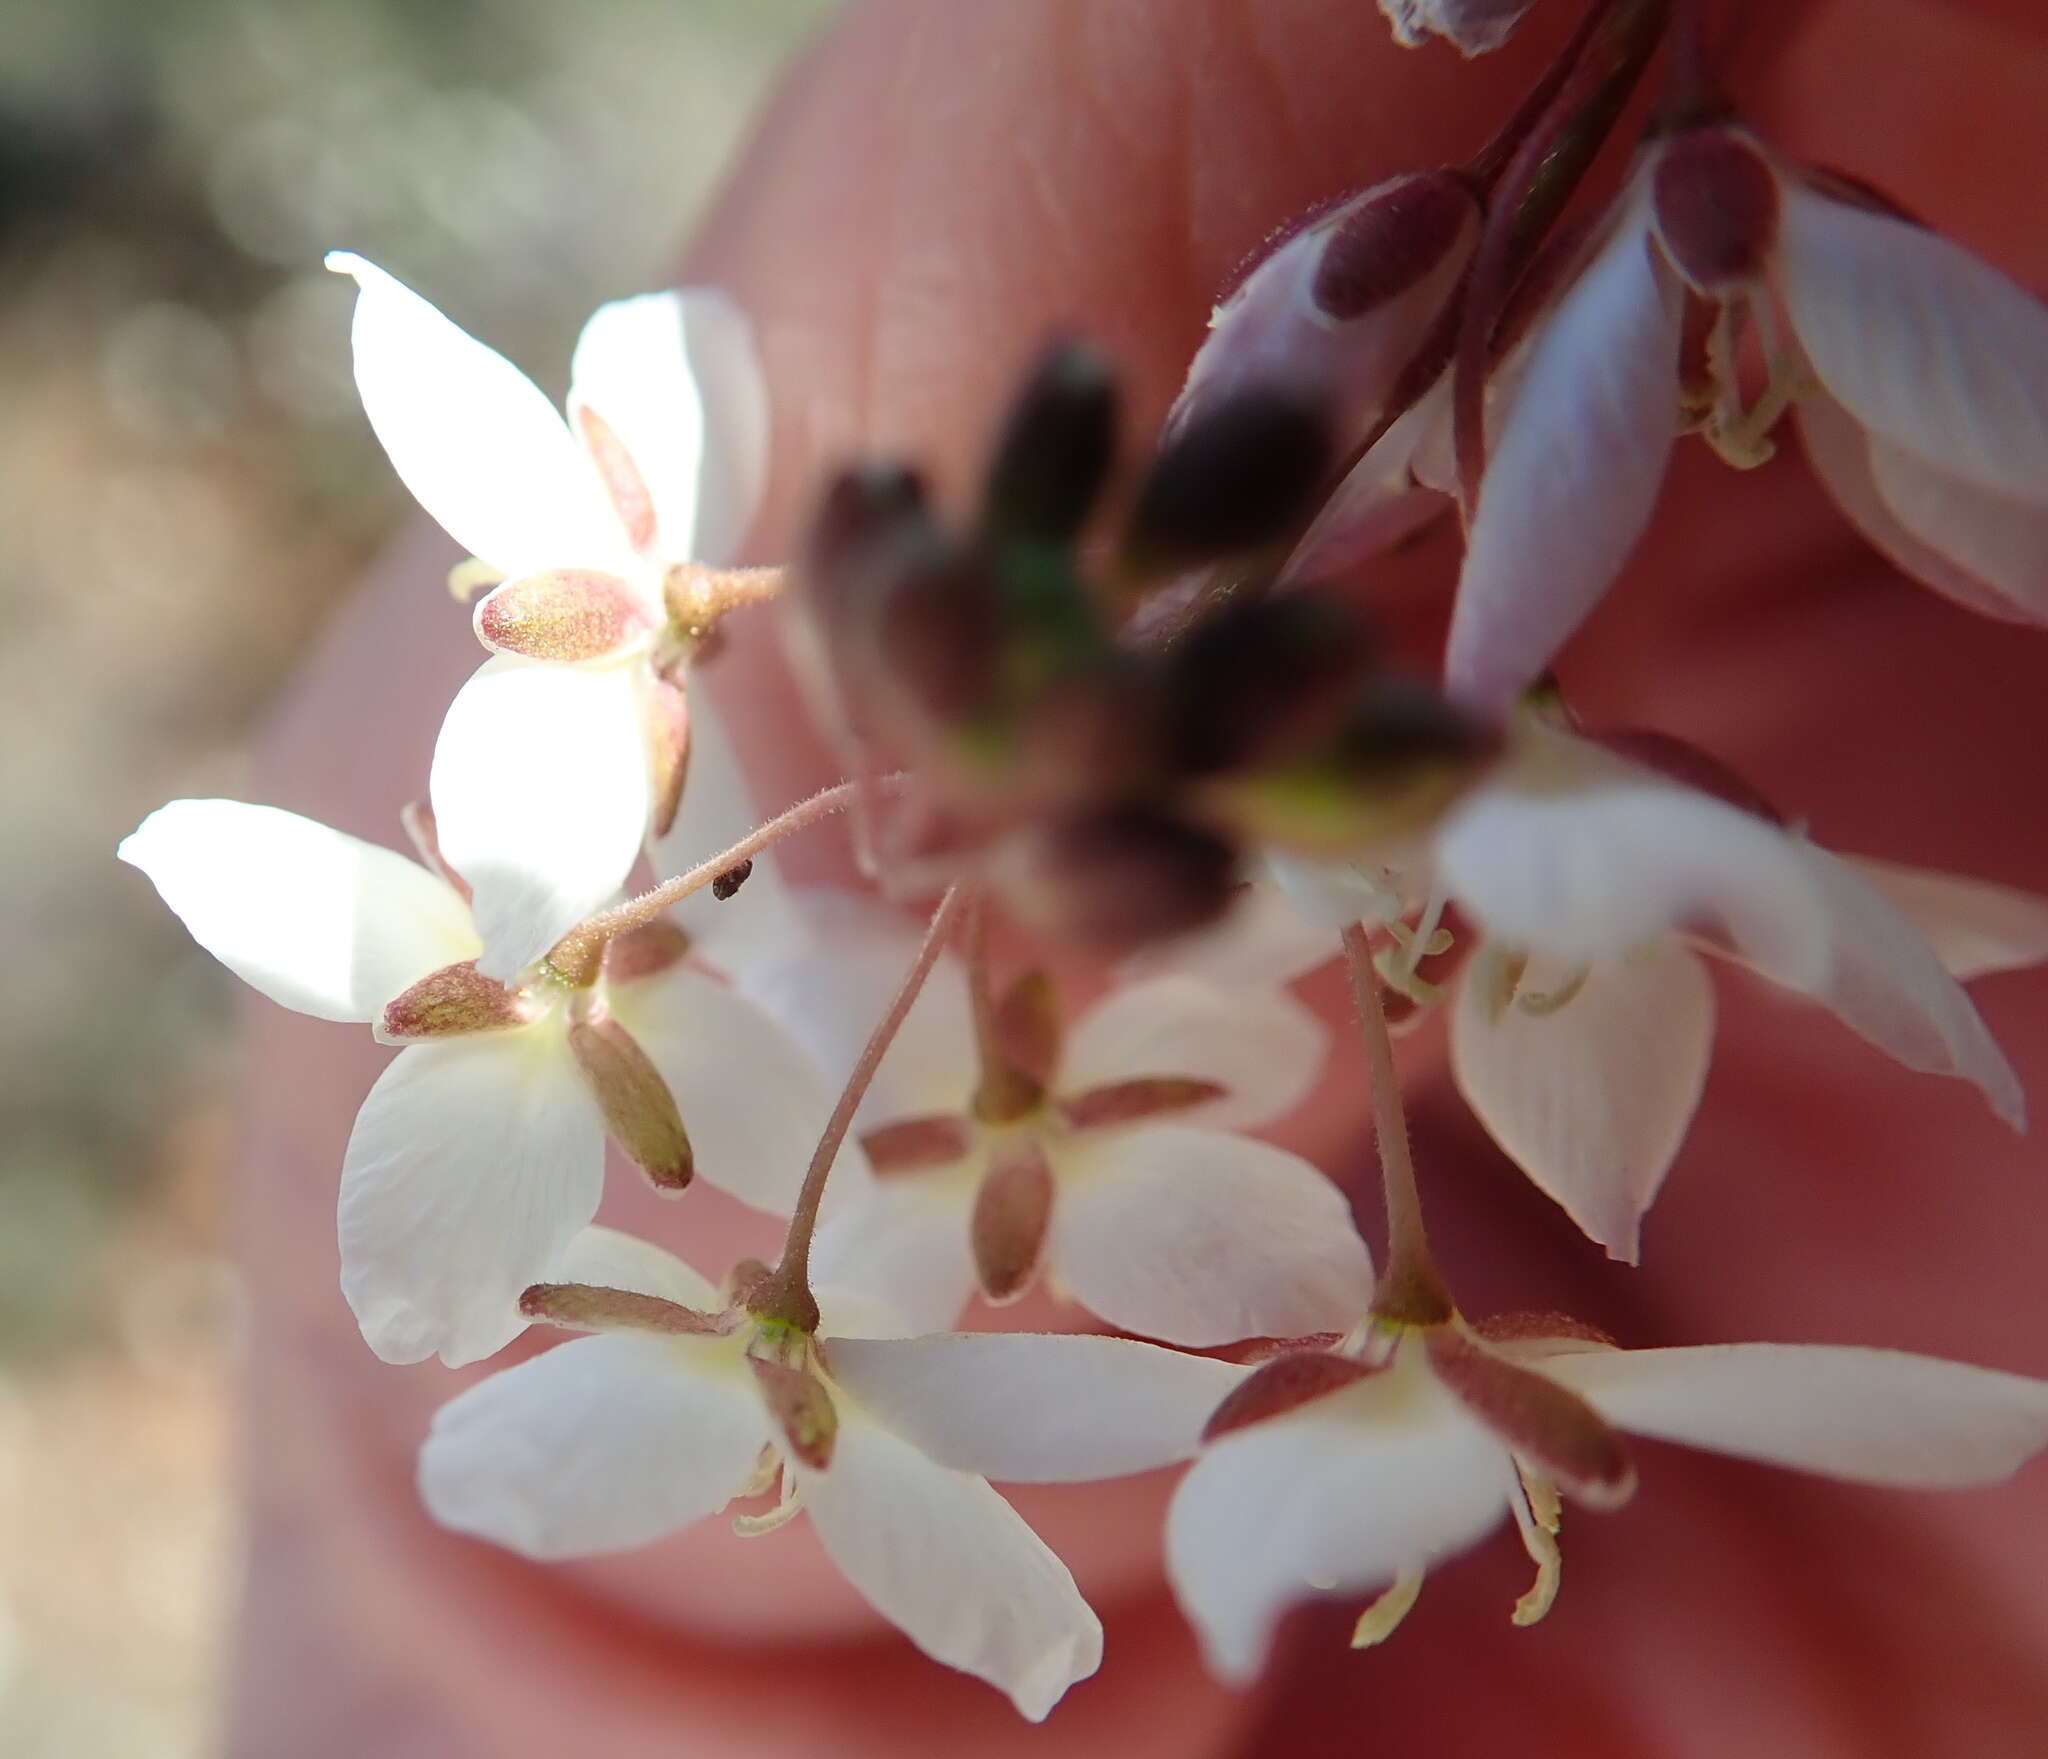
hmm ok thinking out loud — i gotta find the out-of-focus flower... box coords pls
[421,1226,1240,1718]
[328,253,770,976]
[1435,124,2048,714]
[1170,1308,2048,1682]
[119,745,855,1367]
[1379,0,1540,57]
[1271,721,2038,1257]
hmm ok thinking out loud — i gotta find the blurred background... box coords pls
[0,1,829,1750]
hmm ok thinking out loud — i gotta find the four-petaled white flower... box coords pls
[328,251,770,977]
[1265,720,2043,1257]
[118,703,855,1367]
[1169,1308,2048,1682]
[421,1226,1241,1719]
[757,925,1370,1345]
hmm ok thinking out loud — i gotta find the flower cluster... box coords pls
[121,1,2048,1726]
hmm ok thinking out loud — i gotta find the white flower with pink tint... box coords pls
[1169,1310,2048,1681]
[328,253,770,977]
[1436,123,2048,714]
[420,1226,1240,1719]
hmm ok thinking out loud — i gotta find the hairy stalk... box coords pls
[750,885,969,1330]
[546,773,910,982]
[1342,924,1453,1326]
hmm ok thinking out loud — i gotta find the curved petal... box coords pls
[1165,1366,1515,1683]
[828,1332,1246,1481]
[325,253,626,578]
[1447,195,1684,715]
[551,1224,722,1310]
[1450,941,1715,1262]
[799,1416,1100,1720]
[647,689,802,969]
[1062,977,1328,1133]
[808,1176,979,1337]
[430,656,653,980]
[1777,847,2024,1127]
[569,288,768,566]
[1542,1343,2048,1488]
[610,965,871,1217]
[119,799,476,1022]
[1049,1125,1373,1347]
[1866,434,2048,618]
[339,1030,604,1367]
[419,1332,765,1558]
[1794,396,2035,621]
[1850,857,2048,981]
[1773,180,2048,505]
[1435,760,1833,990]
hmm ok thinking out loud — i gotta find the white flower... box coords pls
[1169,1312,2048,1682]
[768,934,1369,1345]
[419,1227,1241,1719]
[328,252,769,977]
[1436,126,2048,714]
[119,740,854,1368]
[1269,722,2040,1258]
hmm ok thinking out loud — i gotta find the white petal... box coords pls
[570,288,768,567]
[828,1332,1246,1481]
[610,965,872,1217]
[1062,977,1328,1133]
[419,1332,765,1558]
[1265,849,1412,932]
[338,1029,603,1367]
[1850,857,2048,981]
[1283,390,1455,583]
[1543,1344,2048,1488]
[807,1178,978,1337]
[1774,182,2048,505]
[647,689,801,969]
[1794,396,2035,620]
[1447,195,1683,715]
[430,656,653,980]
[1125,876,1340,989]
[1050,1126,1373,1347]
[325,252,626,578]
[119,799,476,1022]
[1450,941,1714,1261]
[552,1225,722,1310]
[799,1415,1101,1720]
[1435,759,1833,989]
[1787,846,2024,1126]
[1166,1366,1514,1683]
[1866,434,2048,617]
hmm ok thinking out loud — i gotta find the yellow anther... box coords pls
[732,1467,804,1538]
[1508,1466,1564,1627]
[1351,1568,1426,1648]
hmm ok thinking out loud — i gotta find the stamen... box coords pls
[1351,1567,1427,1648]
[1507,1467,1564,1627]
[1700,291,1814,469]
[732,1468,804,1538]
[1516,965,1589,1016]
[736,1445,780,1501]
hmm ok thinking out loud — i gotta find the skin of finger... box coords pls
[225,0,2048,1753]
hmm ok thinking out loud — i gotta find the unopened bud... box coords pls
[474,569,652,664]
[567,1015,693,1191]
[1008,805,1238,953]
[875,540,1005,731]
[970,1138,1055,1303]
[1379,0,1537,57]
[1202,1348,1378,1442]
[378,961,532,1042]
[1651,127,1781,297]
[981,339,1119,547]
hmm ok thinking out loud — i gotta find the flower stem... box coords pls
[546,773,909,983]
[1342,923,1453,1326]
[750,885,969,1331]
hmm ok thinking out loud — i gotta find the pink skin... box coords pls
[233,2,2048,1753]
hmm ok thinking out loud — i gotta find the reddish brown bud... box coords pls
[876,540,1006,731]
[1061,1077,1227,1131]
[747,1352,839,1471]
[982,339,1119,546]
[1009,805,1238,953]
[645,674,691,838]
[1652,128,1781,297]
[1425,1328,1635,1508]
[576,404,658,551]
[567,1015,693,1191]
[475,569,652,664]
[379,961,531,1041]
[1202,1349,1379,1442]
[970,1138,1055,1304]
[518,1281,728,1335]
[1125,388,1332,573]
[601,919,694,986]
[861,1112,976,1174]
[1314,171,1478,322]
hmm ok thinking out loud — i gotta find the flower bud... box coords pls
[567,1014,693,1191]
[970,1138,1055,1303]
[474,569,653,664]
[981,339,1118,547]
[1007,804,1238,953]
[1651,127,1781,298]
[378,961,533,1042]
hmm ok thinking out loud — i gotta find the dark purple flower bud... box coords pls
[1007,804,1237,952]
[1125,388,1332,574]
[981,339,1119,547]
